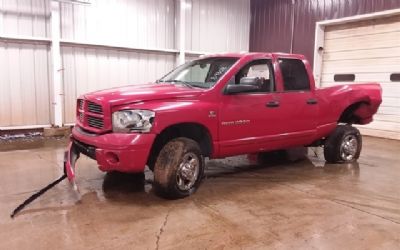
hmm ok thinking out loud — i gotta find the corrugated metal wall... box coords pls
[0,42,52,126]
[60,0,175,49]
[0,0,52,127]
[0,0,50,37]
[185,0,250,52]
[59,0,177,123]
[0,0,251,127]
[62,47,176,123]
[249,0,400,67]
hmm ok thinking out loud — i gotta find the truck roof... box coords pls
[201,52,306,60]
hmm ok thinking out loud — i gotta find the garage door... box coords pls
[320,14,400,140]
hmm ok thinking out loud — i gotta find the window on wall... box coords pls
[278,58,310,91]
[390,73,400,82]
[334,74,355,82]
[228,59,275,93]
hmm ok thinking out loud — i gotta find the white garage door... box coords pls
[320,14,400,140]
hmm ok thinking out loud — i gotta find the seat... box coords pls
[283,76,297,90]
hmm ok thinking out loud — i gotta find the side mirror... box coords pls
[225,84,260,94]
[239,76,262,86]
[225,76,262,94]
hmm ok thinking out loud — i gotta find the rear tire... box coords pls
[324,125,362,163]
[153,137,204,199]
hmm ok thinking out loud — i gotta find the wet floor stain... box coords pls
[0,136,399,249]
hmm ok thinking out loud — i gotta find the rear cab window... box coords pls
[278,58,310,91]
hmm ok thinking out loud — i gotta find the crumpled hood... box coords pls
[83,83,204,106]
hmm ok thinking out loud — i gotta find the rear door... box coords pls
[274,58,318,146]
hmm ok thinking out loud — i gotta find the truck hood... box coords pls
[83,83,204,106]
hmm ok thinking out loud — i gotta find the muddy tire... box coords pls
[153,137,204,199]
[324,125,362,163]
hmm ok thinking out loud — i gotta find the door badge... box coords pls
[208,111,217,118]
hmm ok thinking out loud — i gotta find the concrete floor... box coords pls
[0,136,399,250]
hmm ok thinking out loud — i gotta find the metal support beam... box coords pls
[60,39,178,54]
[176,0,186,65]
[50,1,63,127]
[0,125,52,130]
[313,23,325,87]
[0,35,51,44]
[290,0,295,53]
[0,0,3,34]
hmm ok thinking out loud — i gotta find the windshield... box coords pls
[158,57,238,89]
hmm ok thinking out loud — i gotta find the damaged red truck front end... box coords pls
[64,52,382,199]
[64,98,158,181]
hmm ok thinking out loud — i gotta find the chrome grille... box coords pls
[88,101,103,114]
[78,99,84,110]
[76,99,106,131]
[88,116,104,129]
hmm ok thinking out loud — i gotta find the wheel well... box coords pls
[147,123,213,170]
[338,101,368,124]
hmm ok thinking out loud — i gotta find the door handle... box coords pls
[306,98,318,105]
[266,100,280,108]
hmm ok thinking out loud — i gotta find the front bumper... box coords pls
[69,126,156,173]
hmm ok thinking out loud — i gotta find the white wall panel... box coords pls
[185,54,201,62]
[0,42,51,126]
[60,0,175,49]
[62,46,175,123]
[0,0,50,37]
[1,0,251,128]
[185,0,250,53]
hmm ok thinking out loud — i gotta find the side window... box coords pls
[229,59,275,93]
[278,58,310,91]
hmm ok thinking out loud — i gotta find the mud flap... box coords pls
[64,141,81,193]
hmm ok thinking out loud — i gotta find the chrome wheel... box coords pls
[340,135,358,161]
[176,152,200,191]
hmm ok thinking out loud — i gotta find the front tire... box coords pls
[153,137,204,199]
[324,125,362,163]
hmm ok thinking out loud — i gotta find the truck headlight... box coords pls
[112,110,155,133]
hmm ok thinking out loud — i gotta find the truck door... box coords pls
[274,58,318,146]
[218,58,284,156]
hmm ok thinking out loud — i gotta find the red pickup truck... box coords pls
[65,52,381,199]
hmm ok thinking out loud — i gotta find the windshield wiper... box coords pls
[158,79,194,88]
